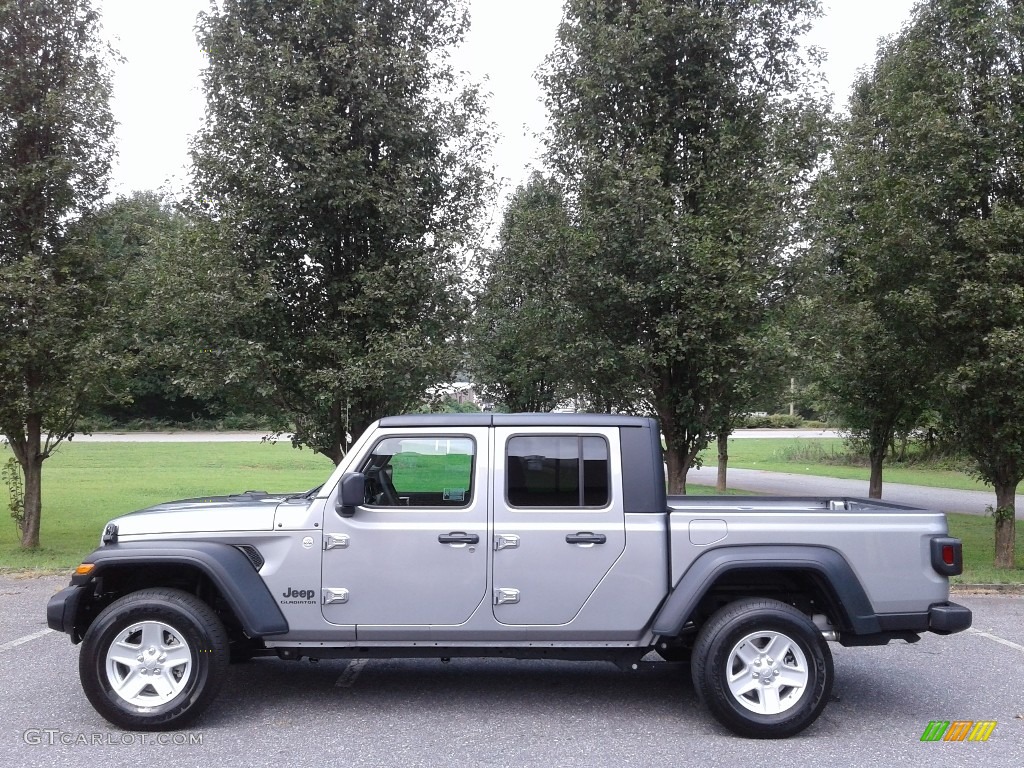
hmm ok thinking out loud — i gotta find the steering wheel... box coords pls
[367,463,400,506]
[378,470,400,506]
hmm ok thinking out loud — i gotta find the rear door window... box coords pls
[506,435,609,508]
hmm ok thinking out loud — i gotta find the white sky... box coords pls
[98,0,919,200]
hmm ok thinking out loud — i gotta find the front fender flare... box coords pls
[652,545,880,637]
[63,540,289,638]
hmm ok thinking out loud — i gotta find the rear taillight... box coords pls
[942,545,955,566]
[930,536,963,577]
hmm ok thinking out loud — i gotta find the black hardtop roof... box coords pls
[378,413,657,429]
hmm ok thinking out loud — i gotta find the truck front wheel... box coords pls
[79,588,230,731]
[691,598,833,739]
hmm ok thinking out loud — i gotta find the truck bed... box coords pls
[664,495,951,614]
[666,496,941,513]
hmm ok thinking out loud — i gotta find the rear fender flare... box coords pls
[652,545,879,637]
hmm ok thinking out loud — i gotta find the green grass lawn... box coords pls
[946,513,1024,585]
[0,441,331,572]
[702,438,1007,493]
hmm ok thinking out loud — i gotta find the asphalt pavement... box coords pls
[1,574,1021,768]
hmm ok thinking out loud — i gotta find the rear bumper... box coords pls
[843,600,973,645]
[929,601,972,635]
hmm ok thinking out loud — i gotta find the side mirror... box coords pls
[336,472,366,518]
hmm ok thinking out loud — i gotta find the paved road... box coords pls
[1,575,1021,768]
[688,466,1024,519]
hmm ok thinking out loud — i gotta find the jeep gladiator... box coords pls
[47,413,971,738]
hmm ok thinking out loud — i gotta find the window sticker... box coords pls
[443,488,466,502]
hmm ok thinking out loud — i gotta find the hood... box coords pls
[109,491,295,537]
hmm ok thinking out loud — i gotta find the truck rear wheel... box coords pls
[691,598,833,739]
[79,588,230,731]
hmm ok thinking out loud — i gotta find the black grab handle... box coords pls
[438,532,479,544]
[566,532,607,545]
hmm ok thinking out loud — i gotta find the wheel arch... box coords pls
[652,545,880,638]
[54,541,288,642]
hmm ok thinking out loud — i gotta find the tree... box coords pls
[712,318,795,491]
[468,173,574,412]
[540,0,828,492]
[85,192,186,356]
[799,67,944,499]
[0,0,115,548]
[807,0,1024,567]
[190,0,493,464]
[77,192,259,425]
[910,0,1024,569]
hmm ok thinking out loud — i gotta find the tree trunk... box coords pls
[716,427,729,493]
[993,482,1017,569]
[868,449,884,500]
[666,447,687,495]
[21,457,42,549]
[320,445,344,466]
[657,401,688,495]
[11,414,45,549]
[867,422,891,500]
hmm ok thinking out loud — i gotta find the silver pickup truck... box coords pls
[47,413,971,738]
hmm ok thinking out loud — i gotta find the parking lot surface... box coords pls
[1,575,1021,767]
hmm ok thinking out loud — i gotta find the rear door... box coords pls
[491,426,625,625]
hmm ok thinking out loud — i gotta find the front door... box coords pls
[491,427,626,625]
[321,428,489,629]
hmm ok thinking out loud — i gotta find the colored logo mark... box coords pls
[920,720,997,742]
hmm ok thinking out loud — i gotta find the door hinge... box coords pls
[322,588,350,605]
[494,534,520,551]
[493,588,520,606]
[324,534,350,550]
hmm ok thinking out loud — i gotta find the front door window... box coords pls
[361,436,475,508]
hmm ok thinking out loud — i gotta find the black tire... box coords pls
[691,598,833,739]
[79,588,230,731]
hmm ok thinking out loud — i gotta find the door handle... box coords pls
[566,532,607,545]
[438,532,479,545]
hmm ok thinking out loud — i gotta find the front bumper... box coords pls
[47,585,85,640]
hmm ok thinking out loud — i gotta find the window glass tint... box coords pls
[361,437,474,507]
[582,436,610,506]
[506,435,609,508]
